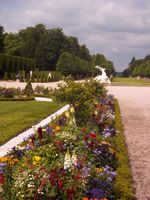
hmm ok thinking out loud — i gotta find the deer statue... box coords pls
[94,66,111,84]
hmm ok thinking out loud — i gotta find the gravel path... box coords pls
[108,86,150,200]
[0,80,63,89]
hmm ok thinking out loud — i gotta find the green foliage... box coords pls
[91,53,115,76]
[31,71,35,82]
[24,80,33,96]
[19,71,24,82]
[40,73,44,82]
[53,79,106,126]
[4,71,8,80]
[0,97,34,101]
[124,55,150,77]
[0,53,36,80]
[56,52,90,77]
[114,99,135,199]
[11,72,16,81]
[26,73,30,82]
[44,73,47,82]
[0,24,4,53]
[3,23,114,73]
[56,52,75,75]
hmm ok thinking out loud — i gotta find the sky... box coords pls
[1,0,150,71]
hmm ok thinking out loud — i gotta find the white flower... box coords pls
[72,151,77,166]
[64,150,72,169]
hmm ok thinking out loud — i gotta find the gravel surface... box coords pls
[0,80,64,89]
[108,86,150,200]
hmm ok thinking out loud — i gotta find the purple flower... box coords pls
[25,146,31,150]
[0,163,6,172]
[85,188,106,198]
[107,177,113,182]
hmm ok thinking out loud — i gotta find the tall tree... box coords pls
[0,25,4,52]
[79,44,91,61]
[4,32,23,56]
[56,52,74,75]
[64,36,80,57]
[46,27,66,70]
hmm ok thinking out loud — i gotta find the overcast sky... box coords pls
[1,0,150,71]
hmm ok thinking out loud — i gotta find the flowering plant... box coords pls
[0,83,118,199]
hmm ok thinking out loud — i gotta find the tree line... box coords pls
[0,23,115,78]
[123,56,150,77]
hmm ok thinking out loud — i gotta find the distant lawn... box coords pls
[111,77,150,86]
[0,101,63,145]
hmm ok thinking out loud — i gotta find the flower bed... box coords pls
[0,80,134,200]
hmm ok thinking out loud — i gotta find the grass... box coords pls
[0,101,63,145]
[114,99,135,199]
[112,77,150,86]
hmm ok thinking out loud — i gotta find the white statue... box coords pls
[94,66,111,84]
[48,73,52,79]
[30,71,32,77]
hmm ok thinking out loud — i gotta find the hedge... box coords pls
[0,97,34,101]
[0,54,36,79]
[114,99,135,199]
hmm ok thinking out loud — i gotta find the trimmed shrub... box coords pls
[4,72,8,80]
[11,73,16,81]
[24,80,33,97]
[19,71,24,82]
[114,99,135,199]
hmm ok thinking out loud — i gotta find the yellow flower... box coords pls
[95,167,103,173]
[102,141,110,146]
[55,126,61,131]
[65,111,70,118]
[70,107,75,113]
[32,156,41,165]
[33,156,41,162]
[0,157,8,162]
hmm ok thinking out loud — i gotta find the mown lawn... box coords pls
[0,101,63,145]
[112,77,150,86]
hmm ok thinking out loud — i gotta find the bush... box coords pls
[53,78,106,126]
[2,88,14,98]
[0,97,34,101]
[4,72,8,80]
[24,80,33,97]
[19,71,24,82]
[11,73,16,81]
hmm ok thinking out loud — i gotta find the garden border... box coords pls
[114,99,135,199]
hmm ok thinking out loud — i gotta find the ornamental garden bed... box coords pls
[0,79,135,200]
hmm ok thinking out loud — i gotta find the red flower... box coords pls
[49,170,57,186]
[0,173,4,184]
[88,141,95,147]
[38,127,43,140]
[89,132,97,138]
[82,127,87,132]
[58,179,63,189]
[67,188,76,200]
[74,175,81,181]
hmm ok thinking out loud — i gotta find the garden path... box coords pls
[108,86,150,200]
